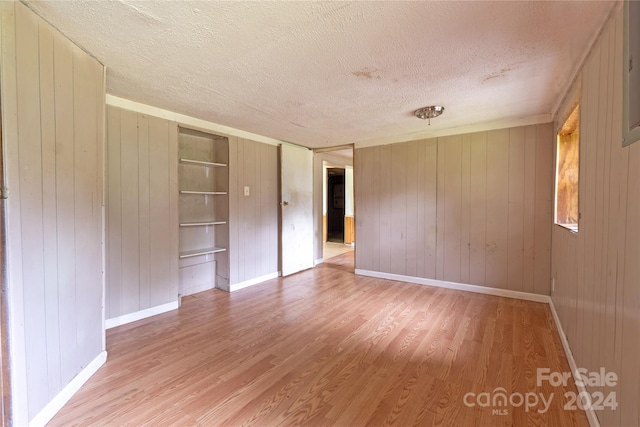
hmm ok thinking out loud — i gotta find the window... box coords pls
[623,0,640,146]
[555,105,580,232]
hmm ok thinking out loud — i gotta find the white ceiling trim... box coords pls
[106,94,286,147]
[354,113,553,149]
[108,94,552,151]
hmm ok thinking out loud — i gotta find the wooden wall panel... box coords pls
[441,135,463,283]
[551,8,640,426]
[507,127,525,292]
[107,107,123,318]
[15,5,48,413]
[468,132,487,286]
[459,134,472,284]
[227,138,278,285]
[72,34,104,367]
[355,123,553,295]
[533,123,553,296]
[522,126,537,293]
[138,114,151,308]
[377,145,393,274]
[106,106,178,318]
[389,143,407,275]
[119,109,141,315]
[404,141,418,277]
[485,129,510,289]
[38,22,62,397]
[228,136,240,282]
[354,149,374,270]
[421,140,438,279]
[1,2,105,421]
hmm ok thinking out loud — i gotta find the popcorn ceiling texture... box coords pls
[26,1,614,148]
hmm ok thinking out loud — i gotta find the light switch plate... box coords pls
[244,186,250,196]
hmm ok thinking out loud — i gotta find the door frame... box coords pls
[312,145,354,264]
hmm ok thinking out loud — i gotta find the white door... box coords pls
[280,144,314,276]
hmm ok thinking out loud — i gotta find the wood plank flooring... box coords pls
[49,252,588,426]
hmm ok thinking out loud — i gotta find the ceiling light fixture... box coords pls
[414,105,445,125]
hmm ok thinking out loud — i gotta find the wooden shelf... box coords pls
[180,190,227,195]
[179,221,227,227]
[180,158,227,168]
[179,247,226,259]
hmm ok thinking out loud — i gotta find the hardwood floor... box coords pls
[322,242,354,260]
[50,252,588,426]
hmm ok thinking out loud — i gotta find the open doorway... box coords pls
[313,146,354,264]
[326,168,345,243]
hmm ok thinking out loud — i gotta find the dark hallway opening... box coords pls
[326,168,345,243]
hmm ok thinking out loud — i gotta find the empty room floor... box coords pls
[50,252,587,426]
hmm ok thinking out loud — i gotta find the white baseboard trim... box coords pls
[229,272,279,292]
[105,301,179,329]
[29,351,107,427]
[548,299,600,427]
[314,258,324,266]
[354,269,551,303]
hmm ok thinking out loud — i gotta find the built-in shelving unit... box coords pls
[180,190,228,195]
[180,158,227,168]
[179,221,227,227]
[179,247,227,259]
[178,127,230,296]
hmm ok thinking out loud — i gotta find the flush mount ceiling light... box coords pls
[414,105,445,125]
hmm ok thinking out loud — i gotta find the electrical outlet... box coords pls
[244,186,250,196]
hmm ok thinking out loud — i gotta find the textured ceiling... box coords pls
[25,1,614,148]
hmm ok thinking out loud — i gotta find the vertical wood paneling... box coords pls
[485,129,509,289]
[422,140,437,278]
[106,107,178,317]
[507,127,525,292]
[2,3,105,421]
[460,134,471,284]
[242,138,257,280]
[119,109,140,314]
[15,4,48,413]
[1,3,29,422]
[377,145,392,274]
[147,117,175,305]
[168,122,179,295]
[266,145,278,273]
[38,21,62,397]
[620,143,640,427]
[405,141,419,277]
[355,123,553,295]
[522,126,537,293]
[551,8,640,426]
[72,40,103,366]
[53,32,78,386]
[228,136,239,282]
[227,137,278,285]
[442,135,462,283]
[435,139,446,280]
[389,144,407,275]
[138,115,151,309]
[354,147,373,270]
[533,123,553,296]
[107,107,122,319]
[258,143,269,274]
[468,132,487,286]
[236,139,246,279]
[606,19,625,427]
